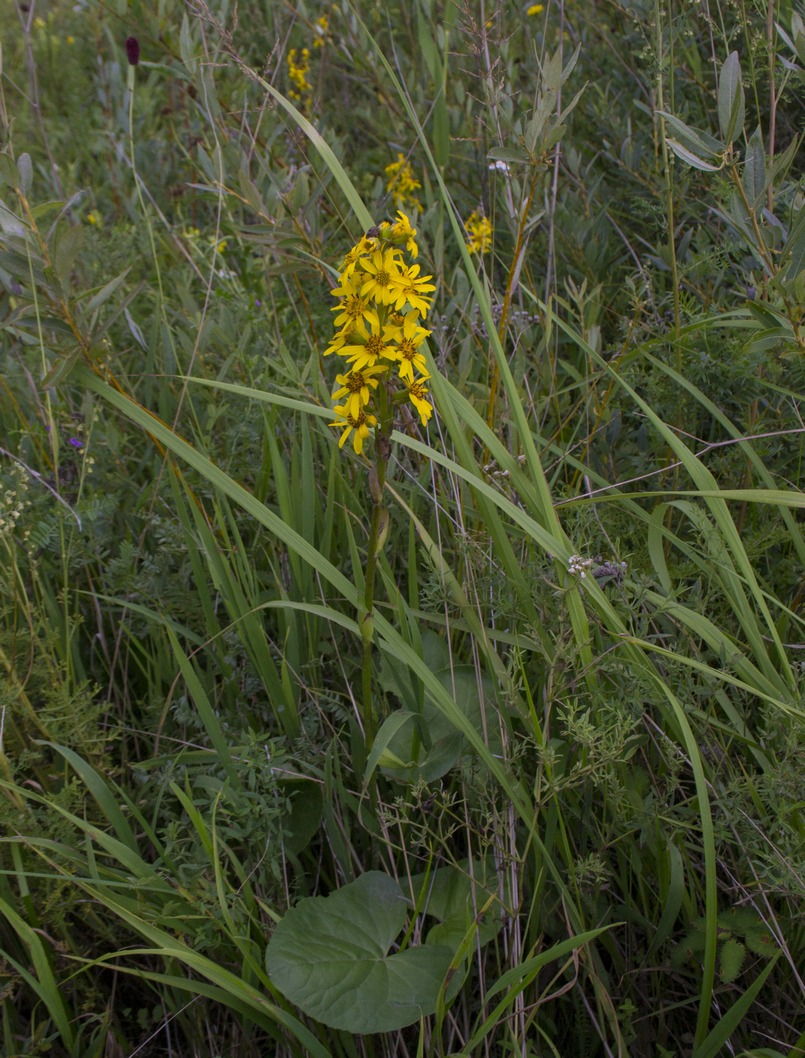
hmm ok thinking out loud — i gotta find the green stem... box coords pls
[360,393,391,749]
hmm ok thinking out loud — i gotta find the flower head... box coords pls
[390,263,436,314]
[339,235,377,279]
[330,273,375,330]
[125,36,140,66]
[385,314,430,383]
[387,210,420,258]
[465,210,493,255]
[359,248,405,306]
[406,374,434,425]
[338,311,395,371]
[331,404,378,454]
[331,363,386,419]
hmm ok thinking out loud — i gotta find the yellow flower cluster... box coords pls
[312,14,331,48]
[287,47,312,101]
[465,210,493,254]
[384,154,423,212]
[287,12,334,102]
[326,212,436,454]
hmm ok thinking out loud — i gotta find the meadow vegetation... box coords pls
[0,0,803,1055]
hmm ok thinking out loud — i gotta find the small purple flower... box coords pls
[125,36,140,66]
[68,437,83,449]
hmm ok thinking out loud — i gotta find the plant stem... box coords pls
[360,402,390,750]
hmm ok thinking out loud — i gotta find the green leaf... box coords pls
[718,51,745,143]
[17,153,33,197]
[743,127,766,208]
[266,872,454,1032]
[433,87,449,167]
[658,111,723,159]
[0,200,26,237]
[282,780,323,856]
[81,267,132,312]
[719,938,746,983]
[0,153,18,188]
[377,630,502,783]
[0,896,77,1052]
[487,147,529,164]
[52,224,84,284]
[363,709,419,784]
[544,47,563,93]
[412,859,504,946]
[745,927,778,957]
[41,346,83,389]
[693,953,781,1058]
[781,200,805,282]
[666,139,723,172]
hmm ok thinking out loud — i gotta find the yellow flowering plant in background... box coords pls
[465,209,493,254]
[312,14,331,47]
[287,47,312,102]
[285,13,333,113]
[384,154,423,212]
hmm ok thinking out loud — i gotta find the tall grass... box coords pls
[1,0,803,1055]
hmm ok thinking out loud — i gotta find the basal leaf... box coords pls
[266,872,454,1033]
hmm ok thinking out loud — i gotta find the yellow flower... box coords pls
[390,263,436,314]
[359,248,405,306]
[527,4,545,14]
[339,235,377,279]
[330,404,377,454]
[313,14,330,48]
[287,47,312,100]
[331,364,386,419]
[465,210,493,254]
[388,210,419,259]
[338,311,395,371]
[385,314,430,383]
[406,374,434,426]
[331,279,374,331]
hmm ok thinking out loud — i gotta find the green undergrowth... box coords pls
[0,0,803,1055]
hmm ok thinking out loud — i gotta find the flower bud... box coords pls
[374,508,390,555]
[125,36,140,66]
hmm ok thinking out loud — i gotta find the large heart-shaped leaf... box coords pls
[411,859,506,947]
[377,630,503,782]
[266,872,454,1033]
